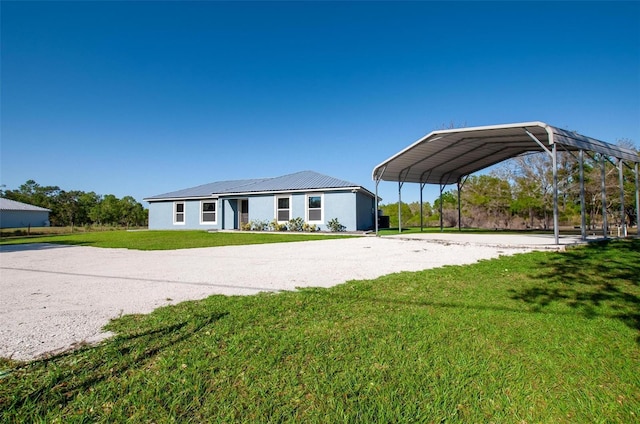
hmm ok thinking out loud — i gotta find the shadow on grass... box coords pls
[0,242,82,252]
[3,311,228,414]
[509,238,640,343]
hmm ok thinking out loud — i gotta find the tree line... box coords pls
[1,180,148,228]
[380,143,639,231]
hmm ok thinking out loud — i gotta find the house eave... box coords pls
[144,195,217,203]
[219,186,374,198]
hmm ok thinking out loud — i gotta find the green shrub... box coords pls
[327,217,346,232]
[269,219,287,232]
[287,217,304,232]
[303,223,318,232]
[250,220,269,231]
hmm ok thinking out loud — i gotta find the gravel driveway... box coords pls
[1,236,536,361]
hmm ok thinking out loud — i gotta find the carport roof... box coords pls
[372,121,639,185]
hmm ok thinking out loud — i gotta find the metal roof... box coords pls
[0,198,51,212]
[146,178,269,200]
[145,171,374,201]
[372,121,639,185]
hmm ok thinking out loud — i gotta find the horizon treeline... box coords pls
[1,180,147,228]
[380,148,639,231]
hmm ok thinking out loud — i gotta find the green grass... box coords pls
[377,226,582,236]
[0,225,138,238]
[0,230,352,250]
[378,226,495,235]
[1,239,638,422]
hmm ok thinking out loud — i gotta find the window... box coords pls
[174,202,185,224]
[201,200,217,224]
[276,196,290,222]
[307,194,322,222]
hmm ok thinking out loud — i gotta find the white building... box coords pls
[0,198,51,228]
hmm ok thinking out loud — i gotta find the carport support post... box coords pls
[601,156,608,238]
[552,143,559,245]
[375,178,379,236]
[579,150,586,241]
[398,180,403,233]
[636,162,639,236]
[619,159,626,236]
[419,182,424,232]
[457,179,462,231]
[439,184,445,232]
[527,128,558,244]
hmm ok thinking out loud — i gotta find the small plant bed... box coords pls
[1,239,638,422]
[0,230,353,250]
[241,217,348,233]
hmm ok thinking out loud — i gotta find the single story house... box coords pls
[0,198,51,228]
[144,171,376,231]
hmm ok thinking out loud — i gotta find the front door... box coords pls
[239,199,249,228]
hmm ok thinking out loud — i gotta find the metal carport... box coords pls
[372,121,640,244]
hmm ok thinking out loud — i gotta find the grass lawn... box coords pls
[376,226,582,236]
[1,239,638,422]
[0,230,353,250]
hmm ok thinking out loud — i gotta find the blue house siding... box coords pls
[356,191,375,231]
[323,191,355,231]
[249,196,275,224]
[148,202,172,229]
[148,200,221,230]
[148,191,374,231]
[223,199,237,230]
[291,193,306,221]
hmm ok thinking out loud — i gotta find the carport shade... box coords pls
[372,121,640,243]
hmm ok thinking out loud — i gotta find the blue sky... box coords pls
[2,1,639,206]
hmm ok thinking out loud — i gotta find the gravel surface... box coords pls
[0,236,537,361]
